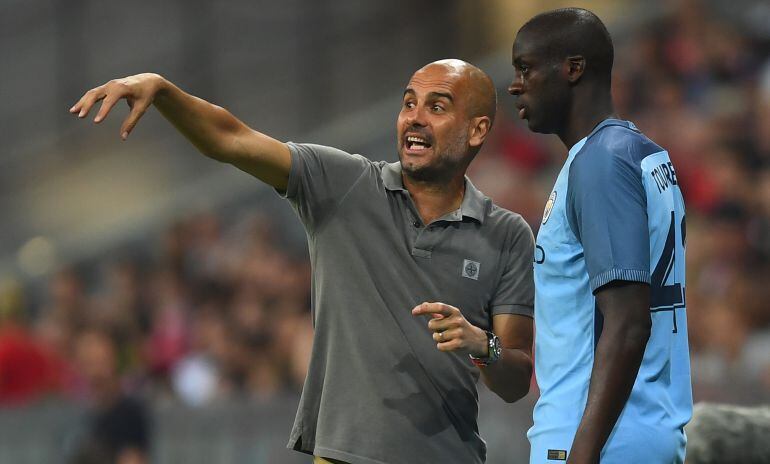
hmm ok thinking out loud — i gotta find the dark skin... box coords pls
[509,30,616,148]
[509,29,652,464]
[571,282,651,463]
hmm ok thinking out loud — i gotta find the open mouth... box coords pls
[405,135,432,151]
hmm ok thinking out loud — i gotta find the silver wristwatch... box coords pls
[469,330,502,366]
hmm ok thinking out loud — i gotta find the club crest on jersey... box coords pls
[542,191,557,224]
[462,259,480,280]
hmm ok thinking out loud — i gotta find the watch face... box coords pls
[471,332,502,366]
[491,335,502,359]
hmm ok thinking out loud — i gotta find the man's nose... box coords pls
[508,81,522,96]
[406,105,428,126]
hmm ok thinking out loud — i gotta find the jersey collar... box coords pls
[381,162,487,224]
[569,118,640,157]
[586,118,640,140]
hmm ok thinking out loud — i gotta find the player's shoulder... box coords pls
[580,120,665,166]
[571,120,665,185]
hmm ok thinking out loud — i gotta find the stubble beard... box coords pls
[400,132,469,184]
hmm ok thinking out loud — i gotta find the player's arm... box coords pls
[410,305,533,403]
[69,73,290,191]
[566,281,650,464]
[565,143,652,464]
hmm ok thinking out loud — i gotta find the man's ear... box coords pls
[566,55,585,84]
[469,116,492,148]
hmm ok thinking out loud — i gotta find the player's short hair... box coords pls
[520,8,614,85]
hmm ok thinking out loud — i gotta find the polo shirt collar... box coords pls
[381,162,486,224]
[381,162,406,191]
[460,178,486,224]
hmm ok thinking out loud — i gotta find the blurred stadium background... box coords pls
[1,0,769,462]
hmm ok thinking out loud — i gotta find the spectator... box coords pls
[70,328,150,464]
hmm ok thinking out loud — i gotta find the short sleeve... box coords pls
[281,142,371,233]
[489,215,535,317]
[566,145,650,293]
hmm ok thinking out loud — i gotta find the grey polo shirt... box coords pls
[281,142,534,464]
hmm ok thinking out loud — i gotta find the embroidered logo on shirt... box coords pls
[462,259,480,280]
[547,449,567,461]
[542,191,557,224]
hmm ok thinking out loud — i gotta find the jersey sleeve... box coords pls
[566,145,650,293]
[281,142,371,233]
[489,215,535,317]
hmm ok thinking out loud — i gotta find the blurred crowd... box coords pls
[1,1,769,461]
[0,212,314,462]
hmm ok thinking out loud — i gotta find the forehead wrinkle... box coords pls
[404,77,458,101]
[408,76,458,94]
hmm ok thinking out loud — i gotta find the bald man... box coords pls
[71,60,535,463]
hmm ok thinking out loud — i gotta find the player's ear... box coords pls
[566,55,585,84]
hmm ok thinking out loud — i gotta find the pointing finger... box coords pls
[412,302,455,318]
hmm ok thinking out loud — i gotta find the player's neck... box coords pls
[403,173,465,225]
[559,90,616,149]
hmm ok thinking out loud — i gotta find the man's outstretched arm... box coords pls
[70,73,291,190]
[567,281,651,464]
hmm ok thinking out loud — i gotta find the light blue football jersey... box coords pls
[529,119,692,464]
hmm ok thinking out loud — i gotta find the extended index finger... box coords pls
[411,302,456,318]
